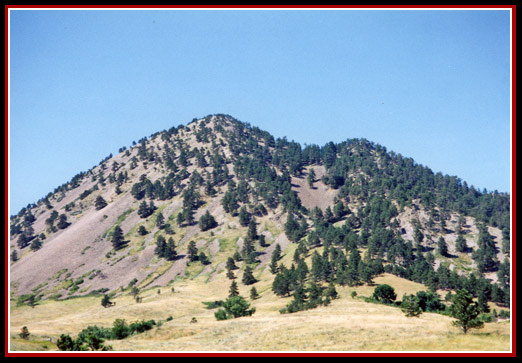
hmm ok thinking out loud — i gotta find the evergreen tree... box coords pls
[449,289,484,334]
[241,238,257,264]
[226,257,238,271]
[401,294,422,317]
[473,229,498,273]
[246,218,258,241]
[455,234,468,253]
[324,281,338,300]
[30,237,43,251]
[270,244,282,273]
[437,236,448,257]
[229,280,239,297]
[250,286,259,300]
[199,210,217,231]
[137,225,148,236]
[372,284,396,304]
[137,201,153,218]
[324,206,334,224]
[101,294,114,308]
[307,168,316,189]
[413,225,424,249]
[272,266,292,296]
[57,214,70,229]
[111,226,126,250]
[242,266,257,285]
[187,241,198,262]
[238,206,251,227]
[94,195,108,210]
[215,295,255,320]
[198,251,209,265]
[156,212,165,229]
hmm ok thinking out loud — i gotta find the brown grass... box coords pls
[9,273,511,352]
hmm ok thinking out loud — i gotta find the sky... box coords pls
[8,7,512,214]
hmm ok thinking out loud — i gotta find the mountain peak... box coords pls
[9,114,510,317]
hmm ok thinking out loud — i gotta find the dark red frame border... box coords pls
[4,4,516,358]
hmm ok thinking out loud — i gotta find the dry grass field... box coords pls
[9,272,511,353]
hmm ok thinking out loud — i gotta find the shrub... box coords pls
[372,284,397,304]
[214,296,255,320]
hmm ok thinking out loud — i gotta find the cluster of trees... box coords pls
[271,245,377,304]
[176,187,202,227]
[154,235,177,260]
[9,113,510,329]
[369,284,489,334]
[137,200,156,219]
[130,173,178,202]
[214,295,256,321]
[199,210,217,231]
[56,318,157,351]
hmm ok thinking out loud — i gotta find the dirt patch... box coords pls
[291,165,337,211]
[257,233,291,269]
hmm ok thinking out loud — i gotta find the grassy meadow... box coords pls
[9,271,511,353]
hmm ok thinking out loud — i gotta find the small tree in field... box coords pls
[372,284,397,304]
[101,294,114,308]
[449,289,484,334]
[400,294,422,317]
[214,295,256,320]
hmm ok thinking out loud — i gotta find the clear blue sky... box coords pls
[8,8,512,214]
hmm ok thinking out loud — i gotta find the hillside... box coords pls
[8,114,511,352]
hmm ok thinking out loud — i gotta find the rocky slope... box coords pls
[9,114,510,308]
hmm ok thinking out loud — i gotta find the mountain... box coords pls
[9,114,510,315]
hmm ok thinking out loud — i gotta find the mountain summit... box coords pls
[9,114,510,311]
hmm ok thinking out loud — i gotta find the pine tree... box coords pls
[241,238,257,264]
[272,266,291,297]
[94,195,108,210]
[29,237,42,251]
[156,212,165,229]
[455,234,468,253]
[154,235,167,258]
[137,225,148,236]
[246,218,258,241]
[413,225,424,248]
[449,289,484,334]
[238,206,251,227]
[242,266,257,285]
[199,210,217,231]
[187,241,198,262]
[57,214,70,229]
[324,281,338,300]
[401,294,422,317]
[229,280,239,297]
[250,286,259,300]
[372,284,397,304]
[111,226,126,250]
[137,201,153,218]
[226,257,238,271]
[307,168,316,189]
[437,236,448,257]
[101,294,114,308]
[199,251,209,265]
